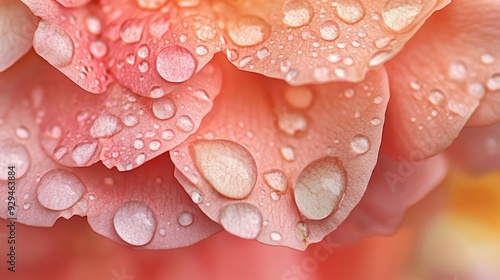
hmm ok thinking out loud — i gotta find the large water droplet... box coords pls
[90,114,122,138]
[263,169,288,193]
[71,142,98,166]
[282,0,314,28]
[177,211,194,226]
[220,203,262,239]
[33,20,74,67]
[294,157,347,220]
[36,169,85,210]
[152,97,176,120]
[350,134,370,154]
[382,0,423,32]
[335,0,365,24]
[193,140,257,199]
[119,19,144,43]
[227,16,270,47]
[319,20,340,41]
[0,142,30,180]
[156,45,197,83]
[113,201,156,246]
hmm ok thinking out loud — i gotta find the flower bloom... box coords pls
[0,0,499,277]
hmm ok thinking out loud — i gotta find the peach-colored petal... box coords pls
[330,153,447,243]
[170,55,389,250]
[383,0,500,159]
[22,0,221,96]
[446,123,500,173]
[10,51,221,170]
[0,0,38,72]
[0,56,221,249]
[215,0,449,84]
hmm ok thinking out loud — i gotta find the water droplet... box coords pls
[191,190,204,204]
[369,50,394,67]
[314,66,330,82]
[152,97,176,120]
[33,20,74,67]
[239,56,253,68]
[47,126,62,139]
[220,203,262,239]
[428,89,445,106]
[175,0,200,7]
[271,231,282,241]
[156,45,196,83]
[161,129,175,140]
[382,0,423,32]
[36,169,85,210]
[410,81,421,91]
[373,96,384,104]
[137,0,167,9]
[137,44,150,59]
[126,53,136,65]
[113,201,156,246]
[344,88,355,98]
[89,40,108,58]
[23,203,31,210]
[159,228,167,236]
[297,221,309,240]
[89,194,96,200]
[119,19,144,43]
[177,115,194,132]
[138,61,149,73]
[282,0,314,28]
[284,86,313,109]
[149,140,162,151]
[263,169,288,193]
[319,20,340,41]
[447,100,469,117]
[177,211,194,226]
[90,114,122,138]
[374,37,391,48]
[486,74,500,91]
[481,53,495,64]
[0,142,30,180]
[467,82,486,99]
[335,0,365,24]
[85,16,102,35]
[256,47,270,60]
[133,139,144,150]
[370,117,382,126]
[351,134,370,154]
[123,114,139,127]
[15,126,30,139]
[270,191,281,201]
[294,157,347,220]
[227,16,270,47]
[53,145,69,160]
[277,113,308,136]
[71,142,98,166]
[195,45,208,56]
[280,145,296,161]
[193,140,257,199]
[448,61,468,81]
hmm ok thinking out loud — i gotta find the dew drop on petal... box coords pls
[71,142,98,166]
[467,82,486,99]
[271,231,282,241]
[263,169,288,193]
[282,0,314,28]
[335,0,365,24]
[448,61,468,81]
[193,140,257,199]
[382,0,423,32]
[277,113,308,136]
[136,0,167,10]
[177,115,195,132]
[428,89,445,106]
[220,203,262,239]
[227,16,270,47]
[15,126,30,140]
[119,19,144,43]
[0,142,30,180]
[33,20,75,67]
[294,157,347,220]
[177,211,194,227]
[486,74,500,91]
[36,169,85,211]
[351,134,370,154]
[280,145,296,161]
[89,40,108,58]
[90,114,122,138]
[191,190,204,204]
[113,201,156,246]
[156,46,197,83]
[85,16,102,35]
[319,20,340,41]
[123,114,139,127]
[152,97,176,120]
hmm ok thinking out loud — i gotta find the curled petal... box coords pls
[171,55,389,250]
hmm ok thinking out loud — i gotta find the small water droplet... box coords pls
[23,203,31,210]
[294,157,347,220]
[374,37,391,48]
[370,117,382,126]
[428,89,445,106]
[149,140,162,151]
[89,40,108,58]
[53,146,69,160]
[280,145,296,161]
[177,115,195,132]
[448,61,468,81]
[481,53,495,64]
[270,191,281,201]
[263,169,288,193]
[344,88,355,98]
[195,45,208,56]
[90,114,122,138]
[152,97,177,120]
[133,139,144,150]
[256,47,270,60]
[382,0,423,32]
[193,140,257,199]
[282,0,314,28]
[351,134,370,154]
[335,0,365,24]
[85,16,102,35]
[159,227,167,236]
[177,211,194,226]
[410,81,421,91]
[36,169,85,210]
[15,126,30,139]
[137,0,167,9]
[277,112,308,136]
[113,201,156,246]
[220,203,262,239]
[33,21,75,67]
[227,16,270,47]
[486,74,500,91]
[447,100,469,117]
[123,114,139,127]
[314,66,330,82]
[161,129,175,140]
[467,82,486,99]
[191,190,204,204]
[319,20,340,41]
[138,61,149,73]
[119,19,144,43]
[271,231,282,241]
[156,45,196,83]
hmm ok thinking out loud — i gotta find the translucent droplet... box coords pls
[297,221,309,240]
[319,20,340,41]
[156,45,196,83]
[370,117,382,126]
[15,126,30,139]
[177,211,194,227]
[191,190,204,204]
[136,0,167,10]
[382,0,423,32]
[294,157,347,220]
[467,82,486,99]
[314,66,329,82]
[149,140,162,151]
[33,20,74,67]
[195,45,208,56]
[119,19,144,43]
[85,16,102,35]
[277,113,308,136]
[123,114,139,127]
[227,16,270,47]
[280,145,296,161]
[428,89,445,106]
[220,203,262,239]
[152,97,176,120]
[193,140,257,199]
[282,0,314,28]
[344,88,355,98]
[177,115,195,132]
[133,139,144,150]
[351,134,370,154]
[90,114,122,138]
[71,142,98,166]
[137,44,150,59]
[271,231,282,241]
[23,203,31,210]
[113,201,156,246]
[0,142,30,180]
[36,169,85,211]
[89,40,108,58]
[481,53,495,65]
[447,100,469,117]
[138,61,149,73]
[335,0,365,24]
[256,47,270,60]
[448,61,468,81]
[263,169,288,193]
[161,129,175,140]
[486,74,500,91]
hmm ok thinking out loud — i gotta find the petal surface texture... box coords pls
[14,52,221,170]
[0,53,221,249]
[383,0,500,159]
[171,56,389,250]
[0,0,38,72]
